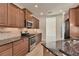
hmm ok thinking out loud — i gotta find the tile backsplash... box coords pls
[21,28,41,34]
[0,27,41,40]
[0,28,21,40]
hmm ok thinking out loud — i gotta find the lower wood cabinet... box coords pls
[0,43,12,56]
[0,48,12,56]
[0,37,29,56]
[13,38,28,56]
[36,33,42,45]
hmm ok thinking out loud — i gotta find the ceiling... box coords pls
[15,3,78,18]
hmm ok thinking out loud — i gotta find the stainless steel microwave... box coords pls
[24,20,33,28]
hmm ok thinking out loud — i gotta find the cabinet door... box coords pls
[27,12,31,21]
[70,9,76,26]
[13,39,28,56]
[36,33,42,45]
[70,7,79,26]
[32,17,39,29]
[36,20,39,29]
[8,4,17,27]
[0,48,12,56]
[19,9,24,27]
[32,18,35,29]
[16,8,24,28]
[37,20,39,28]
[0,3,8,26]
[75,8,79,26]
[0,43,12,56]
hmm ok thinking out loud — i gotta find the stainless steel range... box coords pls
[21,31,36,52]
[29,35,36,51]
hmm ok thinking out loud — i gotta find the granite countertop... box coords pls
[42,39,79,56]
[42,40,67,56]
[0,33,42,46]
[0,36,21,46]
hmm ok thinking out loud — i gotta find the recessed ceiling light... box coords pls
[40,12,44,15]
[34,4,38,8]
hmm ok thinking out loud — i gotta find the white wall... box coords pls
[39,16,46,42]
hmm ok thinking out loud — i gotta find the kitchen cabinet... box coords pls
[0,38,29,56]
[18,9,24,27]
[36,19,39,29]
[0,48,12,56]
[26,9,32,21]
[36,33,42,45]
[8,3,17,27]
[23,8,39,29]
[0,3,39,28]
[0,3,24,27]
[16,8,24,27]
[23,8,32,21]
[8,3,24,27]
[69,5,79,26]
[13,38,28,56]
[0,3,8,26]
[32,16,39,29]
[0,43,12,56]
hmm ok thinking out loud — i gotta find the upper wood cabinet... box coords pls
[16,8,24,27]
[8,3,24,27]
[26,9,32,21]
[23,8,32,20]
[0,3,39,28]
[8,4,17,27]
[69,6,79,26]
[36,19,39,29]
[18,9,24,27]
[32,16,39,29]
[0,3,8,26]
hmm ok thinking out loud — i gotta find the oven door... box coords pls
[29,36,36,51]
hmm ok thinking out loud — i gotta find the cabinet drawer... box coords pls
[0,48,12,56]
[0,43,12,53]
